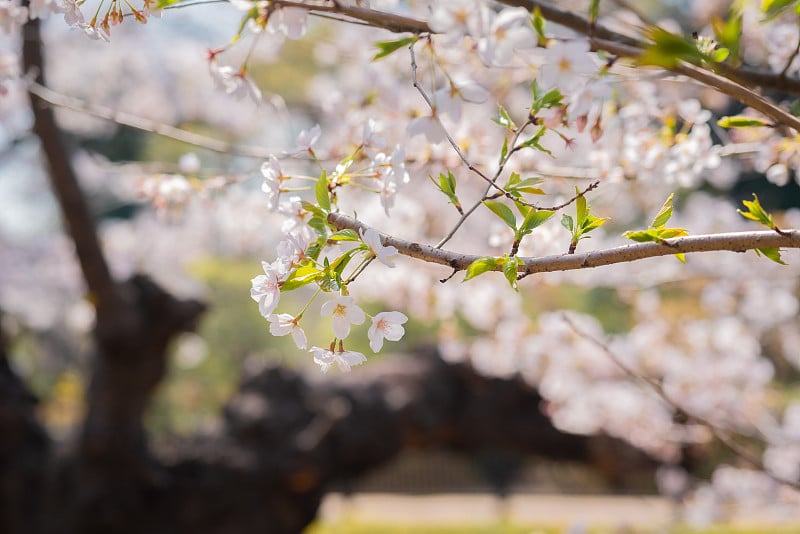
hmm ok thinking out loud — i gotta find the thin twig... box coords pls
[26,81,280,159]
[561,314,800,490]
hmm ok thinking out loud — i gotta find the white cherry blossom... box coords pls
[260,156,284,211]
[360,227,398,267]
[290,124,321,154]
[310,346,367,373]
[250,262,281,317]
[267,314,307,350]
[320,295,365,339]
[368,311,408,352]
[538,41,597,92]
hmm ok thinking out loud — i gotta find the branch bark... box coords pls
[328,212,800,276]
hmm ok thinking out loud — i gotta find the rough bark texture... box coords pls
[2,17,656,534]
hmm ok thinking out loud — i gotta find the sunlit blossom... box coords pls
[320,295,365,339]
[310,346,367,373]
[267,314,307,350]
[360,227,398,267]
[367,311,408,352]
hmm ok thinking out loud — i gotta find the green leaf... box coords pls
[656,227,689,239]
[430,171,462,213]
[651,193,675,228]
[576,192,588,225]
[484,200,517,229]
[492,104,517,130]
[315,171,331,212]
[281,264,322,291]
[502,256,521,291]
[581,214,609,233]
[308,216,328,236]
[561,214,574,232]
[717,116,769,128]
[622,229,661,243]
[711,47,730,62]
[518,126,550,154]
[464,256,500,281]
[712,13,741,60]
[300,201,327,218]
[756,247,787,265]
[327,229,360,242]
[500,137,509,163]
[761,0,797,21]
[738,193,777,229]
[639,28,704,68]
[518,208,555,236]
[531,6,547,46]
[589,0,600,25]
[372,36,419,61]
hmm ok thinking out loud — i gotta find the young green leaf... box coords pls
[281,264,323,291]
[639,28,704,68]
[492,104,517,130]
[372,36,419,61]
[561,213,574,232]
[464,256,500,281]
[502,256,522,290]
[315,171,331,212]
[518,208,555,237]
[651,193,675,228]
[531,6,547,46]
[717,116,769,128]
[738,193,778,230]
[327,229,360,242]
[484,200,517,230]
[755,247,787,265]
[500,137,509,163]
[589,0,600,25]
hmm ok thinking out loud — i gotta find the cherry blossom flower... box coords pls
[538,41,597,92]
[267,7,307,40]
[477,7,535,66]
[429,0,485,40]
[0,52,20,81]
[57,0,83,26]
[290,124,321,154]
[80,21,111,42]
[320,295,365,339]
[407,114,446,144]
[0,1,28,34]
[368,311,408,352]
[277,196,314,242]
[209,62,262,104]
[250,262,281,317]
[310,346,367,373]
[362,118,387,153]
[260,156,284,211]
[267,314,307,350]
[273,232,310,275]
[434,79,490,122]
[359,227,398,267]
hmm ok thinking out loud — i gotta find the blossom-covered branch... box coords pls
[328,212,800,276]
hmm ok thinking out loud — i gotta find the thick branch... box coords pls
[592,38,800,132]
[499,0,800,96]
[328,212,800,275]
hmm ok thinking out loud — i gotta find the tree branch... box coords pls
[22,19,122,316]
[26,81,278,159]
[328,212,800,275]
